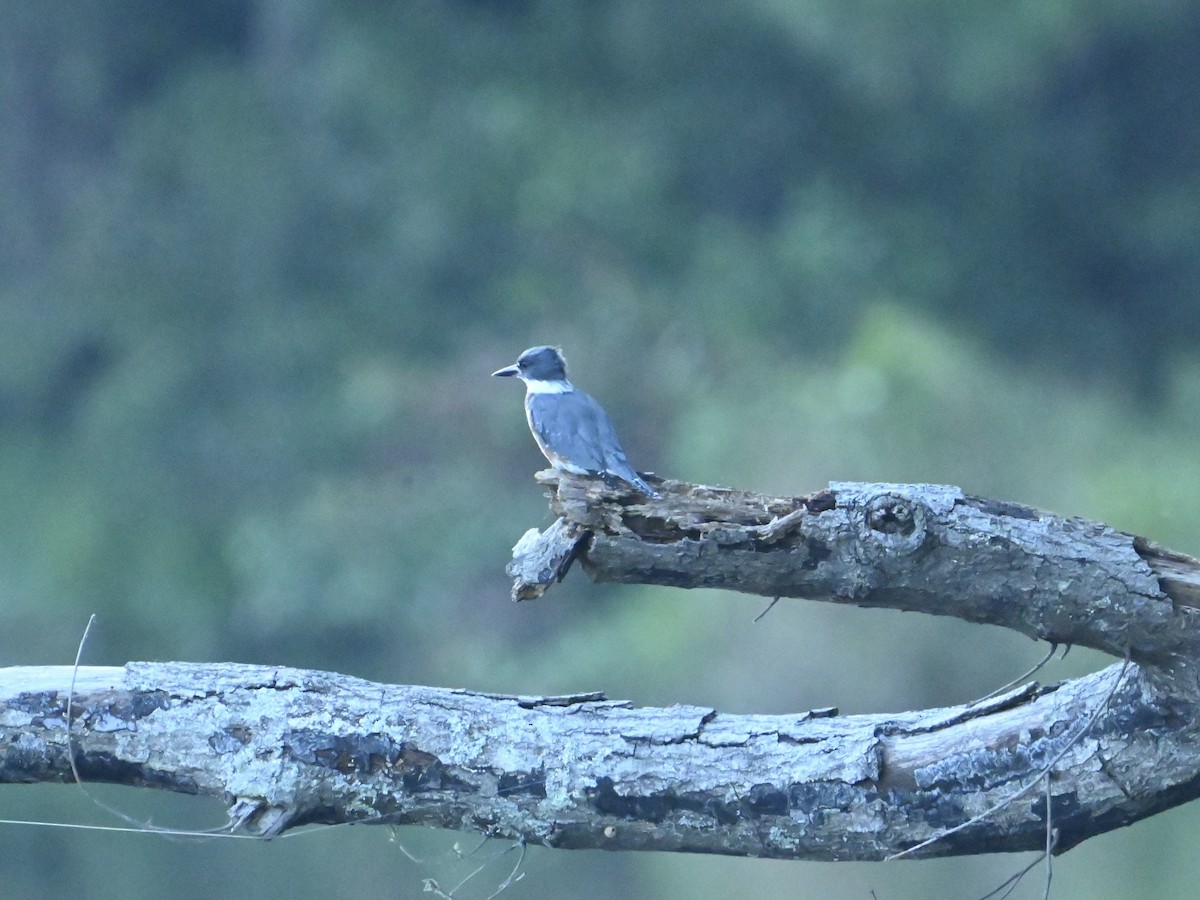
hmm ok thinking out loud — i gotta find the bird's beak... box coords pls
[492,364,520,378]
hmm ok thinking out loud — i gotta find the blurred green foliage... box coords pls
[1,1,1199,897]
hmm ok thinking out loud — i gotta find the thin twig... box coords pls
[1043,773,1057,900]
[485,841,527,899]
[753,596,781,622]
[437,839,526,897]
[65,614,97,788]
[65,615,162,832]
[975,852,1045,900]
[968,643,1059,707]
[64,617,236,838]
[972,771,1061,900]
[0,818,272,838]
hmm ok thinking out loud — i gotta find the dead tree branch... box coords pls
[4,476,1200,860]
[511,473,1200,671]
[1,657,1195,859]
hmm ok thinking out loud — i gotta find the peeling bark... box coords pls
[512,473,1200,672]
[2,659,1197,858]
[5,475,1200,860]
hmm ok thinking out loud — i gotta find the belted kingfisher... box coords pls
[493,346,661,499]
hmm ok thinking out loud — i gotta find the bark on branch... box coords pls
[510,473,1200,671]
[0,657,1192,859]
[4,476,1200,860]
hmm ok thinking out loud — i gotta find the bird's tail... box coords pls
[628,472,661,500]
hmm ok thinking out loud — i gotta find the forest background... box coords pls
[2,2,1199,898]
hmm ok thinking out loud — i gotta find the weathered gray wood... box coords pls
[2,659,1196,859]
[6,475,1200,860]
[516,472,1200,673]
[506,517,588,601]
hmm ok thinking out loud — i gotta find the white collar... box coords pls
[523,378,573,394]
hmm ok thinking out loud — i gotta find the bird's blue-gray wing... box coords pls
[525,390,626,474]
[526,390,658,496]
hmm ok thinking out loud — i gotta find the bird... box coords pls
[493,346,661,499]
